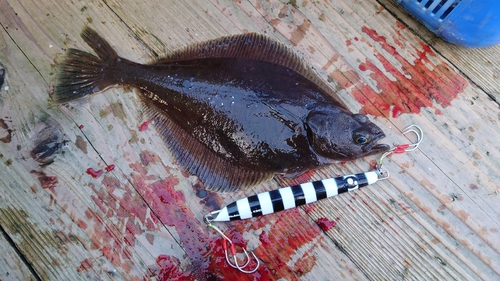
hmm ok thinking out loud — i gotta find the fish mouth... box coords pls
[363,134,390,153]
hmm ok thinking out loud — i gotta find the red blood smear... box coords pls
[105,164,115,172]
[80,175,156,274]
[392,106,402,118]
[146,178,272,279]
[86,168,103,178]
[146,180,223,279]
[78,124,84,129]
[350,26,467,118]
[246,208,322,279]
[302,203,316,214]
[139,150,161,166]
[30,170,58,192]
[316,217,336,231]
[79,149,323,279]
[396,21,406,30]
[77,258,93,272]
[156,255,193,281]
[40,176,58,190]
[259,231,271,245]
[139,121,149,132]
[77,219,88,230]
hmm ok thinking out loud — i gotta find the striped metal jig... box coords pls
[206,170,384,222]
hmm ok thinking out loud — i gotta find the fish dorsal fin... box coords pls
[157,33,348,110]
[141,97,274,192]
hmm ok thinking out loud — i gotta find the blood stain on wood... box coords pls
[145,179,218,277]
[79,176,159,273]
[293,252,317,277]
[155,255,193,281]
[316,217,336,231]
[302,203,316,214]
[139,150,161,166]
[80,148,322,279]
[86,168,103,178]
[130,166,272,279]
[77,258,93,272]
[259,231,271,245]
[289,18,311,46]
[197,185,224,211]
[243,208,322,280]
[105,164,115,172]
[0,118,13,143]
[76,219,88,230]
[139,121,149,131]
[30,170,59,192]
[349,26,468,118]
[458,210,470,221]
[75,135,87,154]
[469,183,479,190]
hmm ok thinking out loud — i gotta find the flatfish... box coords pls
[54,27,389,192]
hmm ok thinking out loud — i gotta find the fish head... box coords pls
[306,109,390,161]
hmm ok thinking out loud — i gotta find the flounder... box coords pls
[54,27,389,192]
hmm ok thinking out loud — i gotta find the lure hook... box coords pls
[377,124,423,173]
[224,240,260,274]
[399,124,423,152]
[205,215,260,274]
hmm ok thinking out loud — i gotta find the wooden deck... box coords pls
[1,0,499,280]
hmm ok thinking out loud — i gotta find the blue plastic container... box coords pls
[397,0,500,47]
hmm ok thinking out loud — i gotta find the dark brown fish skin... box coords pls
[54,27,389,191]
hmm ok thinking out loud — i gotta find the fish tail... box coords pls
[53,27,121,104]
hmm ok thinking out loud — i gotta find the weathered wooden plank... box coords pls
[0,226,36,281]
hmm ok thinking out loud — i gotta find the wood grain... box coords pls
[0,0,499,280]
[0,225,36,281]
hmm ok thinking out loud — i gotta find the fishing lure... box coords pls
[205,170,384,222]
[204,125,423,273]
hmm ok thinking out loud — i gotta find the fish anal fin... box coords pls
[156,33,348,110]
[142,100,274,192]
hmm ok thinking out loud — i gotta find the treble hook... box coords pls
[205,215,260,274]
[377,125,423,176]
[223,238,260,273]
[398,124,423,152]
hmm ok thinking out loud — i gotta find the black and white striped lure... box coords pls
[205,170,385,222]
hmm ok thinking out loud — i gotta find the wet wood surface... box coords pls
[0,0,499,280]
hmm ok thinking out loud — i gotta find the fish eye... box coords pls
[353,131,371,145]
